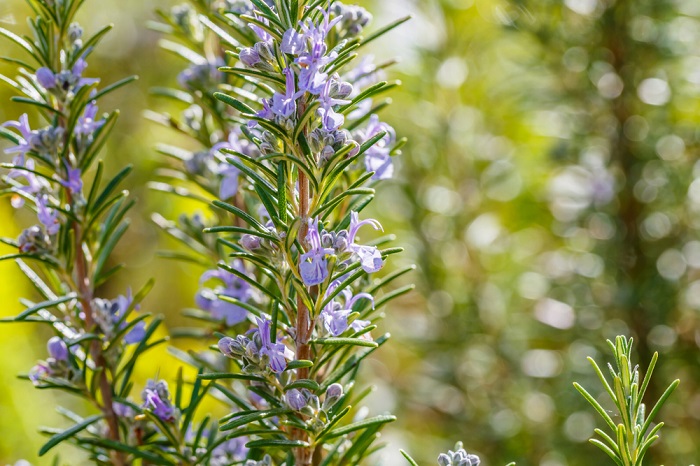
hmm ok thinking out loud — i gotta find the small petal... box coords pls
[47,336,68,361]
[36,68,56,89]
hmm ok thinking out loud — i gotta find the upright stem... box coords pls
[294,170,313,465]
[72,210,124,466]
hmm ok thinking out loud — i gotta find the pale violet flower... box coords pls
[35,58,98,93]
[299,218,335,286]
[318,79,350,131]
[347,211,384,273]
[8,159,44,208]
[36,194,60,235]
[256,317,290,373]
[75,101,105,138]
[320,281,374,336]
[355,114,396,180]
[142,379,176,422]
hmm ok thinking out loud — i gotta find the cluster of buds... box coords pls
[218,317,293,373]
[29,337,80,386]
[437,443,481,466]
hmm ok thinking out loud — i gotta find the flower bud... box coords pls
[239,47,261,67]
[321,232,334,249]
[218,337,236,358]
[241,234,261,251]
[438,454,451,466]
[47,336,68,361]
[18,225,50,254]
[285,388,307,411]
[321,145,335,162]
[323,383,343,409]
[254,41,275,62]
[68,23,83,43]
[36,68,56,89]
[347,141,360,157]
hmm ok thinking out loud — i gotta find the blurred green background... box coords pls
[2,0,700,464]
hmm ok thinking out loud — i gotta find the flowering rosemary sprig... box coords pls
[149,0,411,464]
[0,0,165,462]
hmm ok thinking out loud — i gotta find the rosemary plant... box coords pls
[0,0,164,463]
[147,0,411,465]
[574,336,679,466]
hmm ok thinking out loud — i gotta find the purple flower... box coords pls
[437,446,480,466]
[60,164,83,195]
[2,114,34,163]
[291,7,343,95]
[115,290,146,344]
[255,317,290,373]
[299,218,335,286]
[251,97,275,126]
[281,28,305,55]
[142,379,176,422]
[356,115,396,180]
[347,212,384,273]
[271,68,302,119]
[320,281,374,336]
[285,388,307,410]
[196,262,253,326]
[28,363,50,384]
[75,101,105,138]
[92,290,145,344]
[47,337,68,361]
[318,79,350,131]
[36,58,98,93]
[36,194,60,235]
[8,159,44,208]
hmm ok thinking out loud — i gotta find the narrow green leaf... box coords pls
[324,415,396,439]
[220,408,289,431]
[573,382,616,431]
[91,165,133,214]
[0,26,34,53]
[285,360,313,371]
[204,225,279,243]
[640,379,679,435]
[400,450,420,466]
[91,75,138,101]
[39,415,103,456]
[212,200,267,232]
[245,439,309,449]
[313,338,378,348]
[284,379,320,392]
[10,96,63,115]
[214,92,255,114]
[198,372,266,382]
[77,437,171,464]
